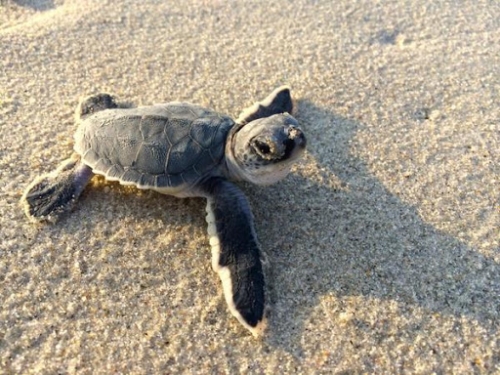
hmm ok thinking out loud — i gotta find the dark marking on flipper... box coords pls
[202,177,266,336]
[21,154,94,223]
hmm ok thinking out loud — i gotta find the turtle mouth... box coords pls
[282,138,297,160]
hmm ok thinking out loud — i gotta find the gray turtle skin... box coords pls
[21,86,306,336]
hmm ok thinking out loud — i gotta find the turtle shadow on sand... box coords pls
[246,99,500,354]
[15,98,498,355]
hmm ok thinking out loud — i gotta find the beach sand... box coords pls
[1,0,499,373]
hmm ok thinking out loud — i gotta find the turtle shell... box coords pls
[74,103,234,192]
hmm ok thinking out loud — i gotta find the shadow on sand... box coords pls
[245,99,500,353]
[16,99,498,359]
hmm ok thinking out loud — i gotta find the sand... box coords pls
[1,0,499,373]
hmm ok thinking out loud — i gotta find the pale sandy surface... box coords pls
[1,0,499,373]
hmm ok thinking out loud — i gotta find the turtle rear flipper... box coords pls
[202,177,267,336]
[21,155,93,223]
[237,85,293,125]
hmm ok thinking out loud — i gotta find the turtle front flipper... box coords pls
[201,177,267,336]
[21,154,93,223]
[237,85,294,125]
[76,93,118,121]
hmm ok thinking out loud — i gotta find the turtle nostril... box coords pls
[287,127,306,149]
[287,126,301,139]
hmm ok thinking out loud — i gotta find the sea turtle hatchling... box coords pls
[21,86,306,336]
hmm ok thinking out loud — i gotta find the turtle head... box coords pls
[227,113,306,185]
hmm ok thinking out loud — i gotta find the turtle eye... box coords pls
[254,140,271,155]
